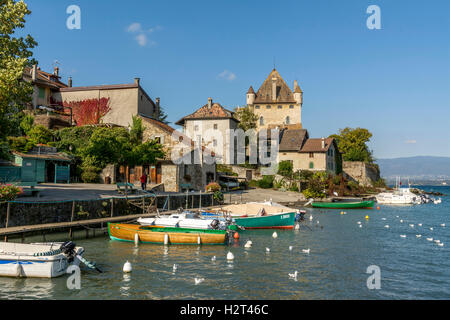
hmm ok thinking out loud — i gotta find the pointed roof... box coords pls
[247,86,255,94]
[294,80,303,93]
[175,101,238,126]
[253,69,296,104]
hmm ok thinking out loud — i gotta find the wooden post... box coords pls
[5,202,10,229]
[142,196,145,214]
[69,200,75,239]
[111,198,114,217]
[199,191,202,210]
[167,195,170,211]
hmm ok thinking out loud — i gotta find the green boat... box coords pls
[233,211,296,229]
[311,200,374,209]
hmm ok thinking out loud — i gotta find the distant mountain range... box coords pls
[376,156,450,182]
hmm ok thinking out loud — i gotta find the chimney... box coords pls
[68,77,73,88]
[272,77,277,101]
[32,64,37,81]
[321,138,325,149]
[155,97,160,119]
[54,67,59,77]
[208,97,213,109]
[134,78,140,85]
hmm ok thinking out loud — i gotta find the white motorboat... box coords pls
[0,241,84,278]
[376,188,421,204]
[137,211,232,230]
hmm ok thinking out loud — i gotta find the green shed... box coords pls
[13,147,71,183]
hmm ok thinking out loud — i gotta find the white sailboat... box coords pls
[376,177,421,205]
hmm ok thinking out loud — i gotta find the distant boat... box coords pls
[443,182,448,186]
[376,177,421,204]
[311,200,374,209]
[108,223,229,245]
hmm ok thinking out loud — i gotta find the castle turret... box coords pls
[246,86,255,105]
[293,80,303,105]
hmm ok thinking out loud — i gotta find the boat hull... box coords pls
[311,201,374,209]
[233,212,296,229]
[108,223,228,245]
[0,242,83,278]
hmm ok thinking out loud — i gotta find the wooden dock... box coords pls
[0,212,162,241]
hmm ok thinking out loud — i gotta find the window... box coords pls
[285,116,290,125]
[309,152,314,158]
[255,105,260,109]
[213,139,217,147]
[260,116,264,126]
[289,105,294,109]
[266,105,271,109]
[38,87,45,99]
[194,125,199,131]
[309,162,314,169]
[154,136,161,144]
[213,124,218,130]
[278,105,283,109]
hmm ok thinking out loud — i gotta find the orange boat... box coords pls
[108,223,228,245]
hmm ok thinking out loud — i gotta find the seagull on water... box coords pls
[309,215,313,221]
[427,238,433,242]
[400,220,404,223]
[289,246,293,251]
[416,235,422,238]
[382,218,387,221]
[244,240,252,248]
[266,247,271,253]
[441,224,446,227]
[172,264,178,272]
[211,256,216,262]
[418,223,423,227]
[409,224,414,228]
[384,225,390,228]
[302,248,310,254]
[400,235,407,238]
[289,271,298,280]
[430,227,434,231]
[195,278,204,285]
[438,243,444,247]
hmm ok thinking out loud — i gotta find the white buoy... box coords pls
[302,248,310,254]
[134,233,140,246]
[164,233,169,245]
[123,261,132,273]
[381,218,387,221]
[359,225,362,228]
[266,247,270,253]
[309,215,313,221]
[316,220,319,224]
[272,232,278,238]
[357,221,362,225]
[289,246,293,251]
[195,277,204,285]
[294,224,300,230]
[400,220,403,223]
[227,251,234,261]
[430,227,434,231]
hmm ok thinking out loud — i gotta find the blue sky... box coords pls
[23,0,450,159]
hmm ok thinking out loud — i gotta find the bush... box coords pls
[258,175,274,189]
[372,178,387,188]
[347,181,360,191]
[302,188,325,199]
[0,184,23,201]
[81,166,100,183]
[206,182,221,192]
[248,180,259,188]
[213,190,224,204]
[277,161,293,177]
[295,170,314,181]
[289,183,299,192]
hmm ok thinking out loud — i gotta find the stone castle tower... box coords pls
[246,68,303,129]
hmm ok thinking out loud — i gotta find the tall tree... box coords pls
[0,0,37,159]
[329,127,374,163]
[234,106,258,131]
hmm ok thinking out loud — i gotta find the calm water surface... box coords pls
[1,186,449,300]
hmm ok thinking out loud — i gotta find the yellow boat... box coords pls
[108,223,228,245]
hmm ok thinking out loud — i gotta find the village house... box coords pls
[175,98,239,165]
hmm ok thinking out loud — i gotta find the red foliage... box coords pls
[63,98,111,126]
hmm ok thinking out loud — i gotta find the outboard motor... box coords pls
[210,219,220,230]
[60,241,77,263]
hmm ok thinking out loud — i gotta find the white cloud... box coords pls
[218,70,237,81]
[405,140,417,144]
[127,22,142,33]
[126,23,161,47]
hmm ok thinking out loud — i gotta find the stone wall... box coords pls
[100,164,116,184]
[343,161,381,187]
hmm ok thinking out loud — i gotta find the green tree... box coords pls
[19,113,34,135]
[234,106,258,131]
[277,160,293,178]
[329,127,374,163]
[157,105,170,124]
[129,115,144,146]
[0,0,37,159]
[28,125,53,145]
[126,140,165,168]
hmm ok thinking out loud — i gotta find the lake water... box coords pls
[1,186,449,300]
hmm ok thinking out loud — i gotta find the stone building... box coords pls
[175,98,239,164]
[126,115,216,192]
[246,68,303,130]
[277,128,340,174]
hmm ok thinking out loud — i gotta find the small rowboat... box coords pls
[311,200,374,209]
[108,223,229,245]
